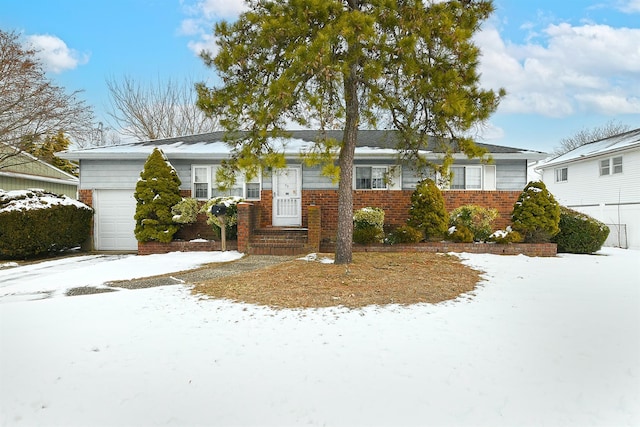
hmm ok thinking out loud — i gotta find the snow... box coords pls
[0,251,243,302]
[1,248,639,426]
[541,128,640,167]
[0,189,90,213]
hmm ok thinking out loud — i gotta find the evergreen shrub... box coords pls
[134,148,183,243]
[449,204,498,242]
[552,206,610,254]
[171,198,199,224]
[200,196,243,240]
[511,181,560,243]
[488,226,523,244]
[387,224,423,244]
[446,225,474,243]
[407,179,449,240]
[353,207,385,244]
[0,189,93,259]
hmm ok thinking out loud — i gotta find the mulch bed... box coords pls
[193,252,483,309]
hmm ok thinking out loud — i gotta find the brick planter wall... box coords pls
[320,241,557,257]
[138,240,237,255]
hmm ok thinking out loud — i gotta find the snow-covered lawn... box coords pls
[1,248,639,426]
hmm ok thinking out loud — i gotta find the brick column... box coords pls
[307,205,321,252]
[78,189,95,251]
[237,202,253,253]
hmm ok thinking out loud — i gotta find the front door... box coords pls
[272,166,302,226]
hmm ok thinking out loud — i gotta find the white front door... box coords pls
[272,166,302,227]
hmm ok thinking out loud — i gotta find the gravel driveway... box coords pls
[66,255,297,296]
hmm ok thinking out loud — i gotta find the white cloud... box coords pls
[26,34,89,74]
[187,33,219,58]
[197,0,247,19]
[476,21,640,117]
[179,0,247,58]
[617,0,640,13]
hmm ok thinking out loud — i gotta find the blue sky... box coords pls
[2,0,639,153]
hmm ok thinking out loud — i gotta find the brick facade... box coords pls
[251,189,520,243]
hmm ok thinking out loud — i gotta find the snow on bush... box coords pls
[0,189,93,259]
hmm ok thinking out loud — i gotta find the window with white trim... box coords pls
[450,166,482,190]
[193,166,210,199]
[612,156,623,174]
[192,165,261,200]
[600,156,623,176]
[355,166,388,189]
[555,167,568,182]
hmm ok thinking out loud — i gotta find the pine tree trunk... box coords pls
[334,68,359,265]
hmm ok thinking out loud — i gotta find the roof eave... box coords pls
[539,142,640,169]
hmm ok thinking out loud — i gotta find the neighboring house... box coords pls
[538,127,640,250]
[59,130,547,251]
[0,143,79,198]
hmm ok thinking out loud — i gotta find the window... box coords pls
[600,156,623,176]
[555,167,568,182]
[355,166,387,189]
[193,166,210,199]
[192,165,261,200]
[613,156,623,174]
[450,166,482,190]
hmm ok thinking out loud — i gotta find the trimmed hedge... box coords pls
[552,206,610,254]
[449,204,498,242]
[0,189,93,259]
[353,207,385,244]
[511,181,560,243]
[407,179,448,240]
[387,224,423,244]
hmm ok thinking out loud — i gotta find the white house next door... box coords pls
[272,166,301,226]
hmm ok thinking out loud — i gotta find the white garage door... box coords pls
[94,190,138,251]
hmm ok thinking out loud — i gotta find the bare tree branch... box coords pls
[106,75,220,141]
[553,119,631,156]
[0,29,95,170]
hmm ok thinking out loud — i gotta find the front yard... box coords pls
[1,248,638,426]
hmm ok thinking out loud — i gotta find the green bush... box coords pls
[0,189,93,259]
[387,224,424,244]
[171,198,199,224]
[449,205,498,242]
[511,181,560,243]
[353,207,384,244]
[488,226,523,244]
[407,179,449,240]
[200,196,243,240]
[134,148,183,243]
[552,206,610,254]
[446,224,474,243]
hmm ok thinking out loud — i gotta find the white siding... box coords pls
[543,149,640,206]
[542,147,640,250]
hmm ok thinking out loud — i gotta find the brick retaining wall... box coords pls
[138,240,237,255]
[321,242,557,257]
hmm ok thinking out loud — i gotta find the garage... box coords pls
[94,189,138,251]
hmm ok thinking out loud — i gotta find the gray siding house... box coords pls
[60,130,547,251]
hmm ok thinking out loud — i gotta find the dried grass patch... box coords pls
[193,252,482,309]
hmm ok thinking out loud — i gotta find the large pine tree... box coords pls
[134,148,182,243]
[196,0,503,263]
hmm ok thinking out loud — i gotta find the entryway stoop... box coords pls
[247,227,311,255]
